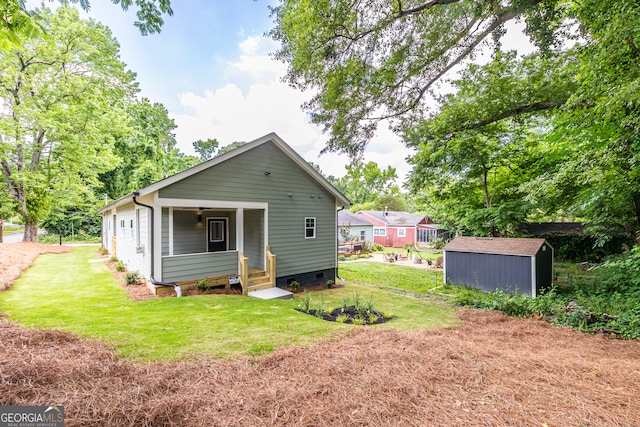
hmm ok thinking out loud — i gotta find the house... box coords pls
[356,210,443,248]
[338,210,373,244]
[99,133,350,296]
[443,236,554,297]
[337,210,373,255]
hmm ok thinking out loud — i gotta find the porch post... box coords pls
[236,208,244,253]
[153,198,163,281]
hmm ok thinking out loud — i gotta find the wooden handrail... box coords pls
[266,246,276,283]
[238,251,249,295]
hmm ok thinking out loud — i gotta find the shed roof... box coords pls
[338,210,373,226]
[444,236,547,256]
[358,210,425,227]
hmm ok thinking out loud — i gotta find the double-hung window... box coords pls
[305,217,316,239]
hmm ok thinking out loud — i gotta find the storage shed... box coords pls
[443,237,553,297]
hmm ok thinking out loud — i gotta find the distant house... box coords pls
[338,210,373,244]
[356,210,444,248]
[443,236,554,297]
[98,133,350,295]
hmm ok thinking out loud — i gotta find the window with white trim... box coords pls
[305,217,316,239]
[120,219,125,237]
[360,230,366,241]
[398,227,406,237]
[373,227,386,236]
[129,219,134,240]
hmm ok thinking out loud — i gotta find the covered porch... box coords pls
[153,198,276,295]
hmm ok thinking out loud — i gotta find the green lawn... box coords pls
[0,247,459,362]
[339,261,445,295]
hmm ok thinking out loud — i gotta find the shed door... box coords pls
[207,218,228,252]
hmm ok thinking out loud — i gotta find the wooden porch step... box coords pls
[249,268,267,278]
[247,282,276,293]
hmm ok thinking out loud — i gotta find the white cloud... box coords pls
[171,35,413,181]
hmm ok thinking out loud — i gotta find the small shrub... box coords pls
[110,254,117,262]
[371,243,384,252]
[196,279,211,292]
[290,280,300,291]
[99,246,108,255]
[383,311,393,319]
[300,291,313,312]
[326,280,335,289]
[338,255,346,261]
[341,296,350,311]
[115,260,125,272]
[314,301,325,318]
[352,316,366,325]
[125,271,139,285]
[335,313,349,323]
[323,306,334,315]
[369,313,379,324]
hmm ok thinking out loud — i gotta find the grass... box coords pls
[339,262,445,295]
[0,246,459,362]
[2,224,24,235]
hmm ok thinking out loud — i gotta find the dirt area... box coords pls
[1,244,640,426]
[0,242,71,291]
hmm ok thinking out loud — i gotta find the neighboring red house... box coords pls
[356,210,444,248]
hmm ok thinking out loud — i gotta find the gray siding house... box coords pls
[443,236,554,297]
[99,133,350,294]
[338,210,373,244]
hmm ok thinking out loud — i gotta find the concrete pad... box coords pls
[248,287,293,300]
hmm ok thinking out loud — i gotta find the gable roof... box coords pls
[444,236,547,256]
[358,210,426,227]
[338,210,373,226]
[100,133,350,212]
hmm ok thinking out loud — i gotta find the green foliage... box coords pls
[534,233,634,262]
[332,161,399,205]
[125,271,140,285]
[1,0,173,48]
[335,313,349,324]
[192,138,220,161]
[300,291,313,312]
[0,7,135,239]
[289,280,300,291]
[195,279,212,292]
[326,280,334,289]
[115,260,125,272]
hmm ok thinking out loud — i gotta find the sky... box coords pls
[43,1,533,184]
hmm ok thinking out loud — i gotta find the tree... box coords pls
[333,161,399,206]
[0,7,136,241]
[217,141,246,156]
[193,138,220,161]
[99,98,198,200]
[1,0,173,49]
[270,0,567,157]
[406,51,574,235]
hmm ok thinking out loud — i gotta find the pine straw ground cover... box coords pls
[1,244,640,426]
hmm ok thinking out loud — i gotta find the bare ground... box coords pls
[1,243,639,426]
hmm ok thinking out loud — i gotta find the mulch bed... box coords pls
[296,306,391,325]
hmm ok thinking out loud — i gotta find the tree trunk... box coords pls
[0,213,3,243]
[23,222,39,242]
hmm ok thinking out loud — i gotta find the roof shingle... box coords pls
[444,236,547,256]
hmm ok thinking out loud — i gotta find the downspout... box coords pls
[336,206,346,287]
[132,192,182,297]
